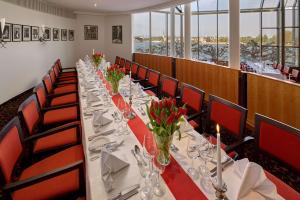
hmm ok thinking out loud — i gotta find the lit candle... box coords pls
[129,70,132,96]
[0,18,5,33]
[216,124,222,188]
[92,49,95,55]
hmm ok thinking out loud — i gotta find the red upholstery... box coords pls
[119,58,125,67]
[259,121,300,171]
[291,69,299,82]
[137,67,147,80]
[22,101,40,135]
[50,93,77,106]
[145,90,156,96]
[125,61,131,72]
[43,76,53,94]
[0,127,23,183]
[43,106,78,126]
[265,170,300,199]
[277,64,283,71]
[210,101,242,137]
[49,70,56,83]
[162,78,177,97]
[115,56,120,65]
[283,66,291,75]
[148,71,159,87]
[53,84,77,94]
[13,145,83,200]
[182,87,202,112]
[209,136,237,158]
[33,127,78,154]
[132,63,139,76]
[60,72,77,77]
[35,86,47,108]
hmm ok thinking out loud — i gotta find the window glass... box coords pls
[262,12,277,27]
[151,12,168,55]
[240,0,261,9]
[133,13,150,53]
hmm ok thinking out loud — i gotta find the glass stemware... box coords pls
[152,157,165,197]
[186,135,200,180]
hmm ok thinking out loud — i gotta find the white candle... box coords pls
[129,70,132,95]
[92,49,95,55]
[0,18,5,33]
[216,124,222,188]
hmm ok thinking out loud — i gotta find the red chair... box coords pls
[133,65,148,83]
[124,60,131,74]
[283,66,291,76]
[272,63,278,69]
[291,69,299,83]
[179,83,205,131]
[0,117,85,200]
[159,75,179,98]
[276,64,283,71]
[131,62,139,79]
[115,56,120,65]
[43,74,77,95]
[119,58,125,68]
[34,82,78,107]
[254,114,300,199]
[206,95,253,158]
[52,64,77,83]
[143,69,160,96]
[55,59,77,78]
[50,67,77,86]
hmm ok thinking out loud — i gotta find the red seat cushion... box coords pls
[54,85,77,94]
[265,170,300,199]
[13,145,83,200]
[145,90,156,96]
[50,93,78,106]
[33,127,78,154]
[43,106,78,126]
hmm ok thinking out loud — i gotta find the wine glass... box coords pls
[186,135,199,180]
[152,157,166,197]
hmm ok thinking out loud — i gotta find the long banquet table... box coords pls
[77,59,283,200]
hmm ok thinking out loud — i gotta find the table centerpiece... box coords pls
[105,64,125,95]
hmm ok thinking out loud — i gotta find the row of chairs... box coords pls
[0,60,85,199]
[116,56,300,198]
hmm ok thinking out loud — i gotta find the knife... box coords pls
[108,184,140,200]
[210,159,234,177]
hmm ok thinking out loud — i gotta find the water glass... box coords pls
[186,136,199,180]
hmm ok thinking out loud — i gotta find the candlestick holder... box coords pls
[212,182,228,200]
[127,94,136,119]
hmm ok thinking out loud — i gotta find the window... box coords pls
[151,12,168,55]
[133,13,150,53]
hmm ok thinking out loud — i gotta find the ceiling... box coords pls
[46,0,179,14]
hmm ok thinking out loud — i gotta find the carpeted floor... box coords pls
[0,91,299,193]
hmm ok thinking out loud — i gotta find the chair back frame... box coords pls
[160,75,179,98]
[180,83,205,113]
[147,69,160,87]
[137,65,148,80]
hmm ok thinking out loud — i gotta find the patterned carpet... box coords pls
[0,90,299,193]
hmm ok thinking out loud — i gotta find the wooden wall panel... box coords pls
[247,73,300,129]
[134,53,172,76]
[176,58,240,104]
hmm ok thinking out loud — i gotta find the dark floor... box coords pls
[0,90,299,193]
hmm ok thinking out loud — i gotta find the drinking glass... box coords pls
[186,135,199,180]
[152,157,166,197]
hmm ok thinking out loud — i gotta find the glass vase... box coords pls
[111,80,119,95]
[153,133,173,166]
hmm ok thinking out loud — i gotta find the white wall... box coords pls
[0,1,76,104]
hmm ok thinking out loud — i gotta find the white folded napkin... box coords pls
[93,111,112,127]
[232,158,283,200]
[101,150,129,192]
[87,92,100,103]
[179,119,194,133]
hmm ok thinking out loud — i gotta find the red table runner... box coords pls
[98,71,207,200]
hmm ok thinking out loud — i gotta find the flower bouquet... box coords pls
[146,98,186,166]
[105,64,125,95]
[92,52,103,69]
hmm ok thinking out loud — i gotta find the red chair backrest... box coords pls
[147,69,160,87]
[0,117,23,184]
[181,83,205,112]
[125,60,131,72]
[255,114,300,172]
[115,56,120,65]
[131,63,139,76]
[277,64,283,71]
[272,63,278,69]
[161,76,179,98]
[18,95,41,135]
[292,69,299,80]
[42,75,53,94]
[137,66,147,80]
[208,95,247,139]
[33,83,47,109]
[283,66,290,74]
[53,64,60,77]
[119,58,125,68]
[56,59,62,71]
[49,69,57,83]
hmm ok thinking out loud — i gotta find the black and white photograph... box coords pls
[61,29,67,41]
[69,29,74,41]
[53,28,60,41]
[112,25,122,44]
[31,26,39,41]
[22,25,31,41]
[84,25,98,40]
[12,24,22,42]
[1,23,12,42]
[44,27,51,41]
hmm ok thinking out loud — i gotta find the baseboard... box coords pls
[0,88,33,107]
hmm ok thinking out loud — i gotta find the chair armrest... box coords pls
[61,67,77,71]
[41,103,78,112]
[224,136,255,153]
[2,161,83,193]
[142,85,158,91]
[23,121,81,142]
[54,82,77,86]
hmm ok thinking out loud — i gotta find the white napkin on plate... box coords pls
[93,111,112,127]
[87,92,100,103]
[101,150,129,192]
[232,158,282,200]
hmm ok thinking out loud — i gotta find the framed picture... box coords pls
[44,27,51,41]
[61,29,67,41]
[84,25,98,40]
[69,30,74,41]
[112,25,122,44]
[31,26,39,41]
[12,24,22,42]
[0,23,12,42]
[22,25,31,41]
[53,28,60,41]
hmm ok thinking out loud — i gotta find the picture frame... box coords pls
[22,25,31,41]
[84,25,98,40]
[44,27,51,41]
[0,23,12,42]
[61,29,67,41]
[53,28,60,41]
[69,29,74,41]
[112,25,122,44]
[31,26,39,41]
[12,24,22,42]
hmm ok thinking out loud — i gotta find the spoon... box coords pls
[134,145,147,166]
